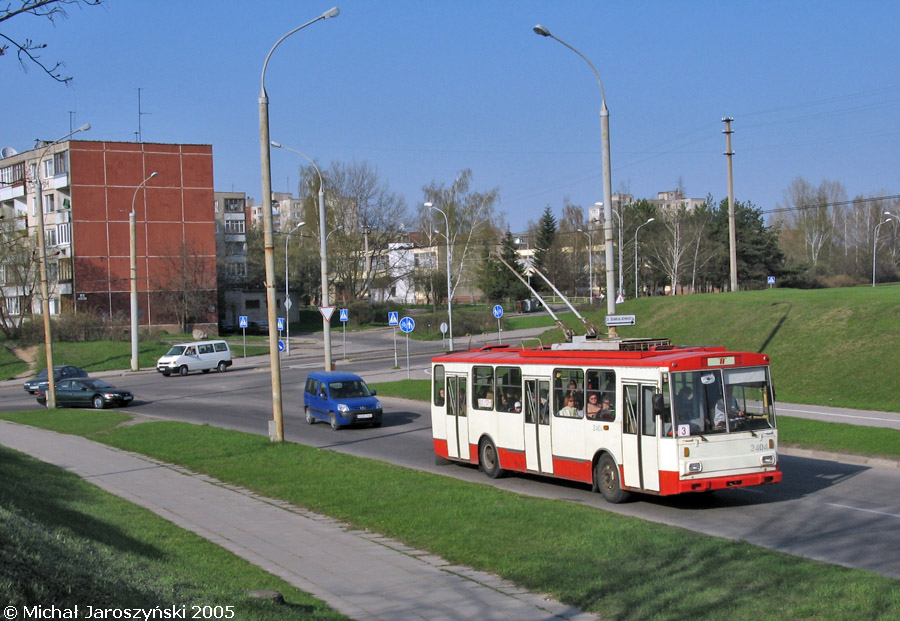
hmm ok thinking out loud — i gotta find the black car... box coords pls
[23,365,89,394]
[35,378,134,409]
[246,321,270,335]
[219,321,236,335]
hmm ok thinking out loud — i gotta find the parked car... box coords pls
[35,378,134,409]
[303,371,383,430]
[219,320,236,335]
[246,321,269,335]
[23,365,89,394]
[156,340,232,376]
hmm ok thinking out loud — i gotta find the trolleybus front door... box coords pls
[523,378,552,473]
[622,384,661,492]
[445,375,470,460]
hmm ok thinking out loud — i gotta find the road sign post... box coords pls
[340,309,348,359]
[238,316,248,358]
[399,316,415,379]
[492,304,504,344]
[388,311,400,368]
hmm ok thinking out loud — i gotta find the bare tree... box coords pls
[0,219,39,338]
[648,205,691,295]
[778,177,846,271]
[1,0,102,83]
[151,240,217,333]
[419,169,500,301]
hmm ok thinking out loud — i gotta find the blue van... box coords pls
[303,371,383,430]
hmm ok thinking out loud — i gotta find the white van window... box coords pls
[199,344,214,354]
[214,342,228,352]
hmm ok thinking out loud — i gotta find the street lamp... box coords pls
[271,140,333,370]
[130,171,158,372]
[534,24,617,334]
[284,221,306,355]
[33,122,91,408]
[515,236,532,287]
[258,7,338,442]
[426,202,453,350]
[599,201,624,298]
[634,218,655,298]
[872,217,892,287]
[576,228,593,303]
[327,224,344,242]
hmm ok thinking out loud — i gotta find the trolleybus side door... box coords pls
[622,383,661,492]
[523,378,552,474]
[445,374,470,460]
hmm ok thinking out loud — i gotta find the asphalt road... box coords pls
[2,329,900,580]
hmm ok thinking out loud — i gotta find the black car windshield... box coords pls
[80,379,114,389]
[329,380,372,399]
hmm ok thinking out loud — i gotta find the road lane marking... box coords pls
[826,503,900,520]
[778,408,900,424]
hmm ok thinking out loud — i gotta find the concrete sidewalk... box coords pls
[0,420,593,621]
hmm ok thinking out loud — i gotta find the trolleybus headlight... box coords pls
[761,454,776,466]
[688,462,702,473]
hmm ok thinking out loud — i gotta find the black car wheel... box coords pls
[92,395,105,410]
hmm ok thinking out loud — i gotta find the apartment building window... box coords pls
[44,227,56,247]
[47,262,58,282]
[4,296,21,316]
[43,193,55,213]
[57,222,71,245]
[43,158,54,178]
[224,198,245,212]
[53,151,68,175]
[0,163,24,185]
[226,263,247,277]
[58,260,73,281]
[225,219,245,234]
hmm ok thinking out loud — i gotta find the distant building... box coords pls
[0,140,216,332]
[651,190,705,212]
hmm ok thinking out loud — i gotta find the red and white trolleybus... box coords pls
[430,337,782,503]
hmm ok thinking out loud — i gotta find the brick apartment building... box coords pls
[0,140,217,332]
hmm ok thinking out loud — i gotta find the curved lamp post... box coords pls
[426,202,453,350]
[283,221,306,355]
[271,140,333,369]
[259,7,338,442]
[599,201,624,298]
[130,171,158,371]
[534,24,616,334]
[576,227,593,303]
[33,123,91,408]
[872,217,892,287]
[634,218,655,298]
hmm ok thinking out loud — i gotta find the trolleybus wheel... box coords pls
[479,438,505,479]
[597,455,630,504]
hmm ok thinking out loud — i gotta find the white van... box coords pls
[156,340,232,377]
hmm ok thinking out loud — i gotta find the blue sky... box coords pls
[4,1,900,231]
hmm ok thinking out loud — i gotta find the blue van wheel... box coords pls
[329,412,340,431]
[305,407,315,425]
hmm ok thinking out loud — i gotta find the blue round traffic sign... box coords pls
[493,304,504,318]
[277,340,285,352]
[399,316,415,333]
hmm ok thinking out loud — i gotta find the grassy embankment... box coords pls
[1,410,898,620]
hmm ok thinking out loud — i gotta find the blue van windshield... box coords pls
[328,380,372,399]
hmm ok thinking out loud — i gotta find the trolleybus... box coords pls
[431,337,782,503]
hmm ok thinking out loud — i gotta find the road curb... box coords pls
[780,445,900,469]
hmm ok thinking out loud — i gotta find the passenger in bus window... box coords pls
[513,400,522,413]
[437,388,445,406]
[558,393,582,418]
[585,392,602,419]
[599,396,615,421]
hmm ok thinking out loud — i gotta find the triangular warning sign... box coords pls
[319,306,336,321]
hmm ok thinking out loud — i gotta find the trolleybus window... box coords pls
[671,367,775,435]
[585,369,616,421]
[554,368,584,418]
[433,365,445,406]
[495,366,522,412]
[473,366,494,410]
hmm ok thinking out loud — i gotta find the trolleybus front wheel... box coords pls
[479,438,505,479]
[596,455,630,504]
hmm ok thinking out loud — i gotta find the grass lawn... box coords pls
[0,438,345,618]
[2,410,898,620]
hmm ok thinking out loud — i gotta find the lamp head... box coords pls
[149,171,159,178]
[424,201,433,208]
[533,24,551,37]
[270,141,283,149]
[648,218,655,223]
[323,7,339,18]
[77,123,91,132]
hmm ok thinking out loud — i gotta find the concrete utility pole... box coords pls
[723,117,738,292]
